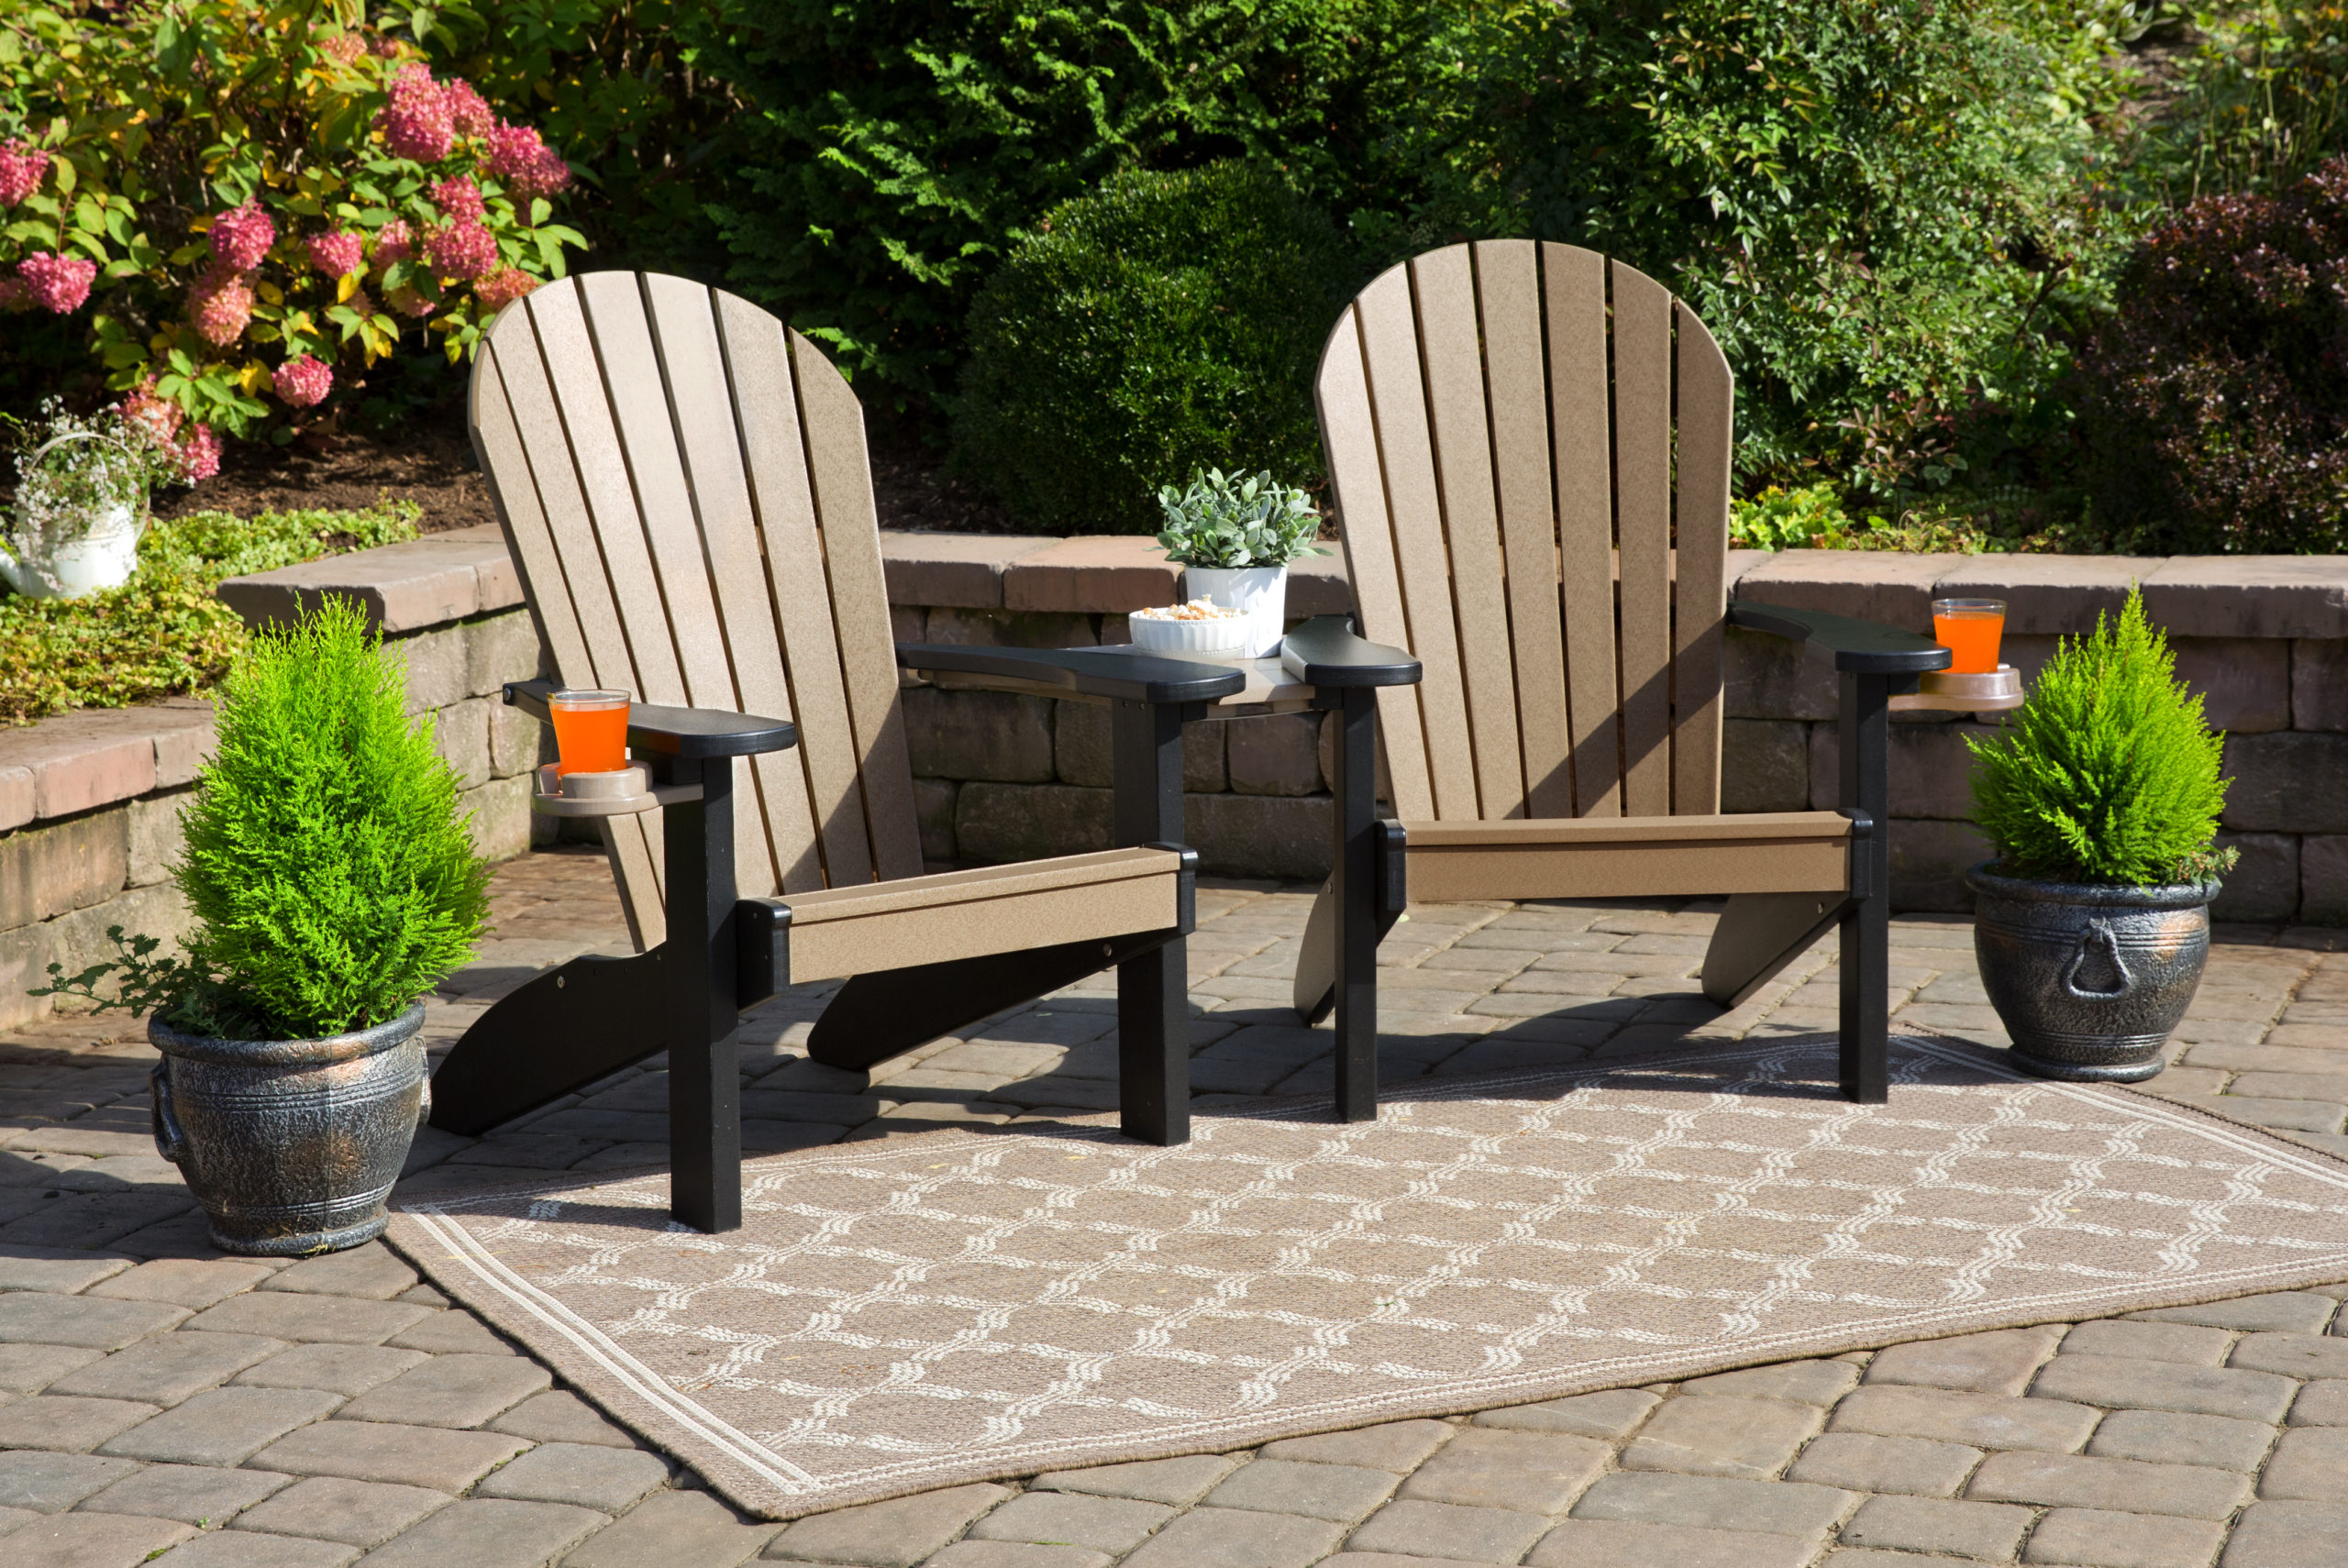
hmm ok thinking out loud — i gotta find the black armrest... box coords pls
[895,643,1246,705]
[1279,614,1423,688]
[1728,601,1953,675]
[504,679,800,759]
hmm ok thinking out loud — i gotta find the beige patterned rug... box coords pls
[388,1033,2348,1520]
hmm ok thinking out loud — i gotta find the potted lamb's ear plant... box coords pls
[35,598,490,1253]
[1154,467,1325,657]
[1964,587,2237,1082]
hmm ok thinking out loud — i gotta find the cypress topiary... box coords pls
[1966,587,2233,888]
[172,597,490,1036]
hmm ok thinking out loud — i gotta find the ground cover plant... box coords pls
[0,500,417,724]
[954,163,1358,533]
[0,0,582,438]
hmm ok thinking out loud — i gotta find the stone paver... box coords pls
[7,852,2348,1568]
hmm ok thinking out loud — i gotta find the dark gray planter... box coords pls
[1966,863,2218,1082]
[150,1002,430,1255]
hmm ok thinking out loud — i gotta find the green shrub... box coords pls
[2137,1,2348,201]
[684,0,1461,408]
[0,0,584,438]
[173,597,489,1036]
[955,163,1357,533]
[0,502,419,725]
[1412,0,2125,500]
[1729,482,1889,551]
[1966,588,2232,886]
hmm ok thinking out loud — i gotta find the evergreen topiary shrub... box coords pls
[1966,588,2234,888]
[953,162,1359,534]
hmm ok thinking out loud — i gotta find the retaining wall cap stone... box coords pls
[2141,557,2348,640]
[217,524,522,635]
[1004,536,1182,613]
[0,709,166,823]
[1928,555,2169,635]
[1732,549,1952,628]
[880,533,1057,609]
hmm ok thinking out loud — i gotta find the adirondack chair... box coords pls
[426,270,1275,1232]
[1294,240,1950,1107]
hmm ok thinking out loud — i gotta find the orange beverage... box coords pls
[548,690,630,775]
[1931,598,2006,675]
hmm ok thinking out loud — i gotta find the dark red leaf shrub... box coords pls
[2077,157,2348,552]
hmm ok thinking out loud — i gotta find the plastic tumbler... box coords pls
[1931,599,2006,675]
[548,690,630,776]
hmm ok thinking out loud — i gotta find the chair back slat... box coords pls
[1611,261,1676,820]
[1312,307,1435,821]
[1543,246,1623,819]
[1412,247,1526,821]
[1475,240,1571,820]
[1353,265,1480,819]
[708,293,873,891]
[1315,242,1734,826]
[472,272,925,944]
[792,332,925,884]
[1671,302,1734,815]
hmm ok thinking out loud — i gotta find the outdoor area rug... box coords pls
[387,1032,2348,1520]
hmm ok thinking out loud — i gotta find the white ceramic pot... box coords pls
[1183,565,1287,658]
[1,502,143,600]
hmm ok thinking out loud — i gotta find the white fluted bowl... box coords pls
[1128,611,1250,655]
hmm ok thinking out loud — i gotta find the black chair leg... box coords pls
[1113,700,1199,1145]
[1838,670,1894,1103]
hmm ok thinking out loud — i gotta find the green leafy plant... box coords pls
[955,162,1360,534]
[0,0,585,439]
[1154,468,1324,569]
[1729,482,1891,550]
[1967,587,2236,886]
[0,501,417,724]
[39,596,489,1036]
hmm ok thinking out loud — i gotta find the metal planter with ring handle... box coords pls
[1966,863,2220,1081]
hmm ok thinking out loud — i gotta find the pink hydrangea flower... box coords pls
[388,283,436,318]
[174,423,221,484]
[473,266,537,314]
[378,65,453,162]
[208,200,277,272]
[316,32,365,66]
[343,286,378,318]
[0,139,47,207]
[484,122,570,203]
[429,175,484,224]
[307,228,366,278]
[121,378,184,447]
[372,219,415,267]
[17,252,95,314]
[444,78,494,138]
[272,355,334,408]
[426,219,497,280]
[188,268,256,346]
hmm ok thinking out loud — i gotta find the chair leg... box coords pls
[1113,700,1196,1145]
[427,947,673,1135]
[662,756,741,1233]
[1701,891,1850,1009]
[1293,880,1337,1026]
[1838,670,1894,1104]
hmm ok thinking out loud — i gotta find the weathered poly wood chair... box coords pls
[428,271,1257,1232]
[1294,240,1950,1107]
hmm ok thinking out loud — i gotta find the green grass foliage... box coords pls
[954,163,1358,533]
[0,502,418,725]
[1967,588,2231,886]
[177,597,489,1037]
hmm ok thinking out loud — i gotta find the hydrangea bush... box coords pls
[0,0,583,442]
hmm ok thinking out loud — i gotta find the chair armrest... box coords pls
[1279,614,1423,688]
[895,643,1246,705]
[1728,601,1953,675]
[504,679,800,759]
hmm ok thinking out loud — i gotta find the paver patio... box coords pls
[0,844,2344,1567]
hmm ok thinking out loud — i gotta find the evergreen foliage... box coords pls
[173,597,489,1036]
[1966,588,2232,886]
[955,162,1358,533]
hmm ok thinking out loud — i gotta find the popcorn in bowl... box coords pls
[1128,597,1251,653]
[1134,597,1246,622]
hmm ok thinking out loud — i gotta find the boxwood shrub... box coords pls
[953,162,1358,535]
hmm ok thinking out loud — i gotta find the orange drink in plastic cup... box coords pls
[548,690,630,776]
[1931,599,2006,675]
